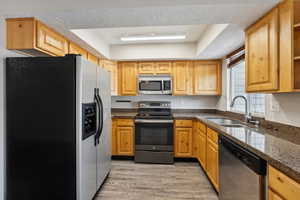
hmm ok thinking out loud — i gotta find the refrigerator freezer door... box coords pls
[96,67,112,188]
[76,57,98,200]
[6,56,77,200]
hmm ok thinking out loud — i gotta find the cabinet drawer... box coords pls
[175,120,193,127]
[269,165,300,200]
[207,128,218,144]
[116,119,134,127]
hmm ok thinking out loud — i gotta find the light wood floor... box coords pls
[95,160,219,200]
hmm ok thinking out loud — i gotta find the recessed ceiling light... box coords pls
[120,35,186,42]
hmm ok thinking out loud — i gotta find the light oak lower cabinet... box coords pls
[112,119,134,156]
[268,165,300,200]
[206,137,219,191]
[198,129,207,170]
[174,120,193,157]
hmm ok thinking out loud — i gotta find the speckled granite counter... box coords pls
[111,110,300,182]
[111,112,137,119]
[173,112,300,183]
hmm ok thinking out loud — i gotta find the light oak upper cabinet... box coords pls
[138,62,156,74]
[6,18,68,56]
[194,61,222,95]
[69,42,88,59]
[138,61,172,74]
[87,53,99,65]
[245,8,279,92]
[119,62,138,96]
[156,62,172,74]
[101,59,119,95]
[172,61,194,95]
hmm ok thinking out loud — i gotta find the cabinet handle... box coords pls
[277,176,284,183]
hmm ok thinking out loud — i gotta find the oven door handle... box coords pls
[135,119,174,124]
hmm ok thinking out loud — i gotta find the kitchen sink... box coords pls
[206,117,246,128]
[219,124,245,128]
[205,117,241,125]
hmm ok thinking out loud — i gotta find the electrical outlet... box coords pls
[270,99,280,112]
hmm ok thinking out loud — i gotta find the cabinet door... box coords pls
[111,120,117,156]
[194,61,221,95]
[120,62,137,95]
[175,128,193,157]
[69,42,88,58]
[192,125,199,158]
[87,53,98,65]
[139,62,156,74]
[206,138,219,191]
[36,21,69,56]
[245,8,279,92]
[116,126,134,156]
[199,132,207,169]
[269,190,284,200]
[173,61,193,95]
[111,62,118,96]
[156,62,172,74]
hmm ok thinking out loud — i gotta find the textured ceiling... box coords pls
[2,0,280,59]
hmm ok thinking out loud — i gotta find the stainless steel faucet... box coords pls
[230,95,260,126]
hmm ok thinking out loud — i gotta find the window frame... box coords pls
[228,61,265,117]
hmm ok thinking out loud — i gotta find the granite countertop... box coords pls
[112,111,300,182]
[173,112,300,183]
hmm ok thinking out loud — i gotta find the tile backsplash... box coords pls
[112,95,219,109]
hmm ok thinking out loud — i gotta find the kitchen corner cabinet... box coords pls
[118,62,138,96]
[112,119,134,156]
[245,7,279,92]
[69,42,88,59]
[174,120,193,157]
[194,61,222,95]
[268,165,300,200]
[172,61,194,95]
[6,18,69,56]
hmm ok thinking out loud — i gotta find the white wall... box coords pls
[110,43,197,60]
[112,95,219,109]
[0,16,25,200]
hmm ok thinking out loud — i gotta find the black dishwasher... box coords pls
[219,136,267,200]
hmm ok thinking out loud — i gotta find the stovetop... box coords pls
[135,113,173,120]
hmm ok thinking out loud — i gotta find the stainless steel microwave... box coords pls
[138,75,172,95]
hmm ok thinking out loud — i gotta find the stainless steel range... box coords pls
[134,101,174,164]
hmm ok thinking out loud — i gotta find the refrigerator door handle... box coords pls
[96,93,104,144]
[94,88,101,146]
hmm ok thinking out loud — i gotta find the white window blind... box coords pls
[230,61,265,116]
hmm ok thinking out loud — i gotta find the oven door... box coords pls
[135,119,173,151]
[138,80,163,94]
